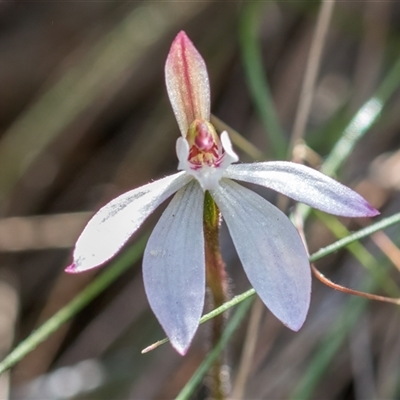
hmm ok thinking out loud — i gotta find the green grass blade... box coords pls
[322,55,400,177]
[316,212,400,296]
[308,212,400,262]
[175,298,253,400]
[290,288,372,399]
[0,236,147,375]
[239,1,287,159]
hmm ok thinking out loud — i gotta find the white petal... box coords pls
[225,162,379,217]
[219,131,239,168]
[176,137,190,171]
[187,165,225,191]
[69,172,192,273]
[210,179,311,330]
[143,181,205,355]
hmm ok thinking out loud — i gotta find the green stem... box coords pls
[176,298,252,400]
[309,212,400,262]
[315,211,400,296]
[203,191,229,400]
[239,1,287,159]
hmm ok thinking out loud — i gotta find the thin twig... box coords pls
[230,297,263,399]
[289,0,336,159]
[372,231,400,273]
[211,115,265,161]
[311,264,400,305]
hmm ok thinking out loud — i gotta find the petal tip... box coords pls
[285,318,306,332]
[171,341,189,356]
[168,329,196,356]
[174,30,190,44]
[348,199,380,218]
[65,263,79,274]
[279,303,308,332]
[365,203,380,217]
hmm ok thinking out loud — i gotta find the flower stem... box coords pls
[203,191,229,399]
[176,298,252,400]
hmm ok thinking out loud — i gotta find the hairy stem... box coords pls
[203,191,229,399]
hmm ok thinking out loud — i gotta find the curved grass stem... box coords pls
[0,235,147,375]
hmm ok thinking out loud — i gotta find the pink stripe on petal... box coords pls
[165,31,210,137]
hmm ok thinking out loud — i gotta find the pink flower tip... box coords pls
[368,206,380,217]
[361,200,380,217]
[65,263,79,274]
[176,30,187,38]
[174,30,190,44]
[165,29,210,137]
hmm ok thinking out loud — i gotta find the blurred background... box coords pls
[1,1,400,398]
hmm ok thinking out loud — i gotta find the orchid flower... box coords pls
[67,31,379,355]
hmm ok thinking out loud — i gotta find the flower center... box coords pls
[186,119,222,169]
